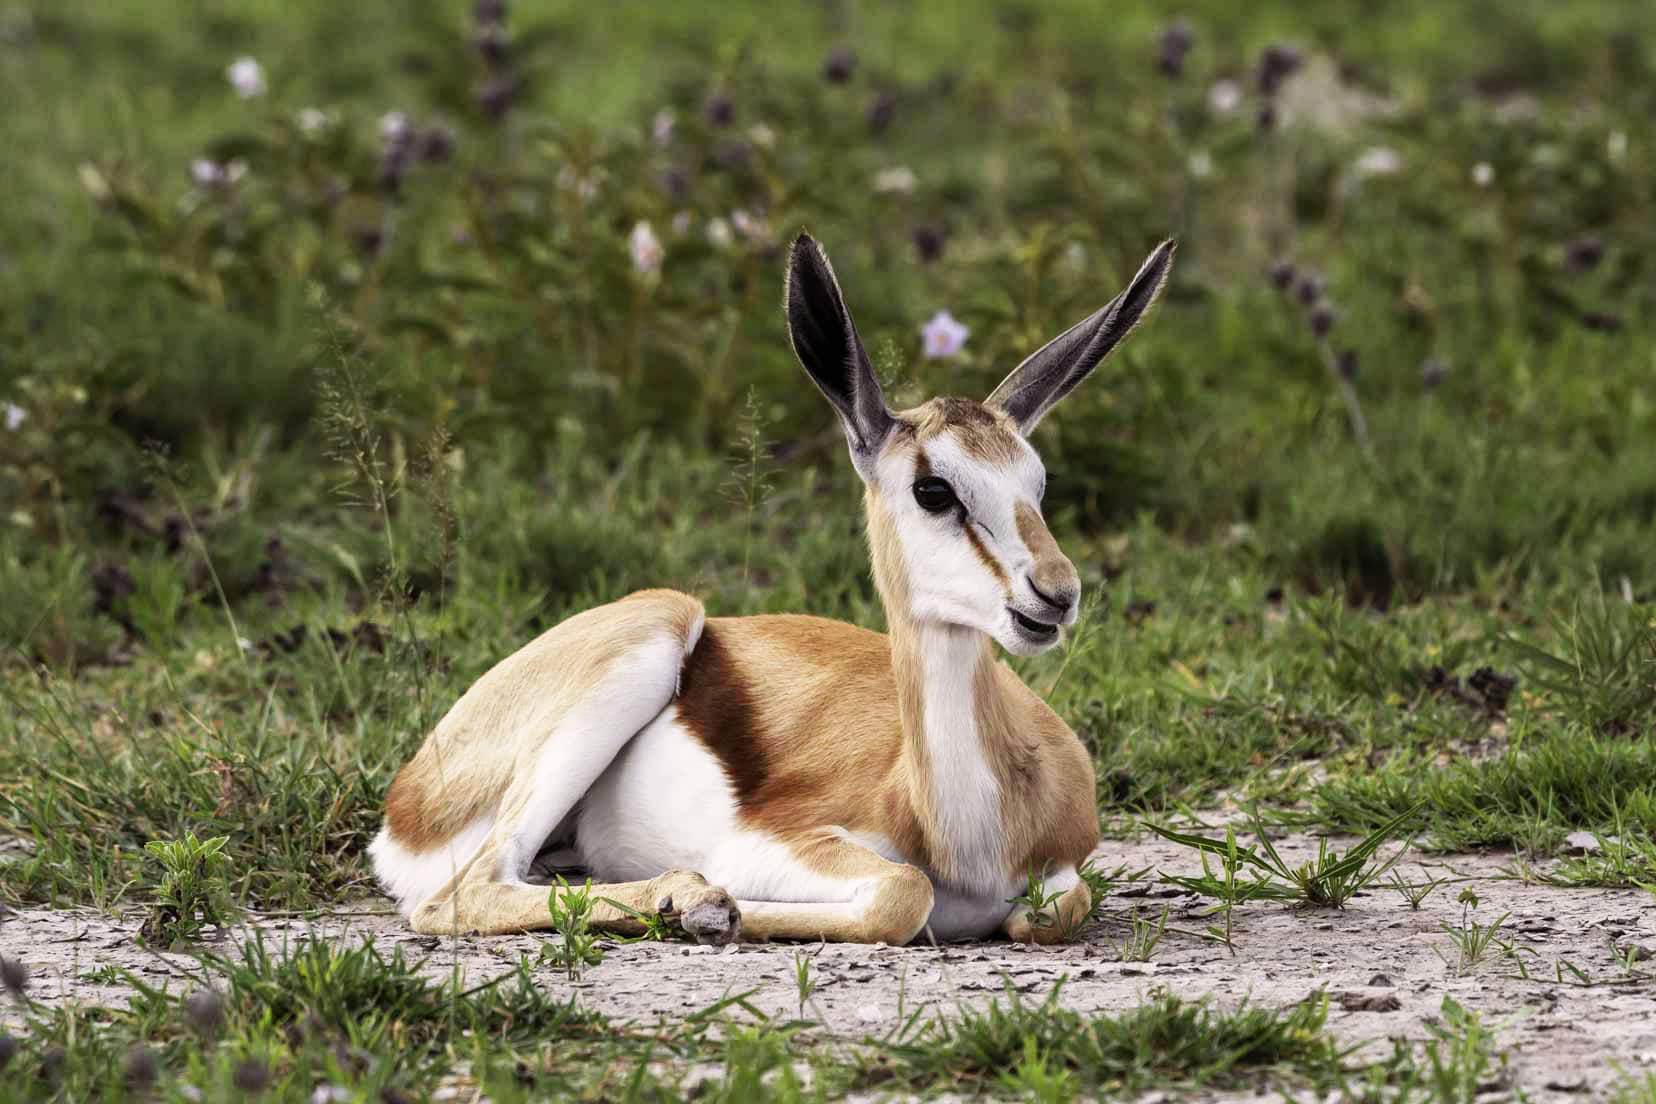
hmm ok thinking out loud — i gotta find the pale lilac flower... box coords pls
[652,110,675,146]
[671,210,692,236]
[556,165,598,202]
[1208,79,1242,114]
[629,221,663,274]
[379,112,411,145]
[1353,146,1402,176]
[921,311,969,359]
[874,166,917,194]
[705,217,733,249]
[729,208,771,245]
[296,107,331,136]
[3,403,25,431]
[226,57,266,99]
[1471,162,1494,187]
[191,159,246,187]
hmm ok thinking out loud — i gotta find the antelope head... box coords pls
[784,234,1174,657]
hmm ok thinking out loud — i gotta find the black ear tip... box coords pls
[789,232,824,266]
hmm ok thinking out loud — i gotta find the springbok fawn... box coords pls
[370,234,1174,944]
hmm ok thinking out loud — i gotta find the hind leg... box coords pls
[381,591,742,937]
[410,867,741,942]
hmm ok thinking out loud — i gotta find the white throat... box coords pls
[911,621,1007,892]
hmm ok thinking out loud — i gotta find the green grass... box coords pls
[3,0,1656,1096]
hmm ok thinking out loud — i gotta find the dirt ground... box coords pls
[8,833,1655,1100]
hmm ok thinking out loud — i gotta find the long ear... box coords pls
[986,239,1176,434]
[785,234,895,477]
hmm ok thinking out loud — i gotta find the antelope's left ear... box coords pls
[986,239,1175,434]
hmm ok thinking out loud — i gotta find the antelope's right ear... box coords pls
[785,234,895,478]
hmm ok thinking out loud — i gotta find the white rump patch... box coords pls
[368,815,494,917]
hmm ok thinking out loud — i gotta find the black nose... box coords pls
[1027,578,1076,616]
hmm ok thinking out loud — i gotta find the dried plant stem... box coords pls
[1318,338,1373,462]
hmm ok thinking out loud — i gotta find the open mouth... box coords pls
[1008,608,1060,639]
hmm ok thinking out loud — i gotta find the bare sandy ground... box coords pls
[7,833,1655,1100]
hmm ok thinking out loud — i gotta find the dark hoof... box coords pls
[682,900,742,945]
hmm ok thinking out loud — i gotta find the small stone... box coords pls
[233,1059,271,1092]
[124,1045,159,1089]
[856,1003,884,1023]
[1339,991,1401,1013]
[1564,831,1601,855]
[1369,973,1394,987]
[183,989,225,1036]
[0,956,26,997]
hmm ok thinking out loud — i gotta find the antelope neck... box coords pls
[870,494,1009,890]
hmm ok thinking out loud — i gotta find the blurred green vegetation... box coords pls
[2,0,1655,909]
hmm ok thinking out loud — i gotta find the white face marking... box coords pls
[874,429,1072,657]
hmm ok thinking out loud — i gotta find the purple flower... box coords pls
[921,311,969,359]
[867,91,897,134]
[1156,21,1195,78]
[1309,302,1336,338]
[912,225,946,263]
[704,93,735,127]
[479,76,520,121]
[474,24,509,67]
[417,125,457,164]
[1565,236,1605,273]
[1257,44,1302,96]
[822,46,857,84]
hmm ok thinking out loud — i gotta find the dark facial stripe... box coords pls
[964,521,1009,588]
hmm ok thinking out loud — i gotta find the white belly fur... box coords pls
[575,707,742,883]
[575,707,1018,940]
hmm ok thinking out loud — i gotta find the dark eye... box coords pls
[913,477,957,514]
